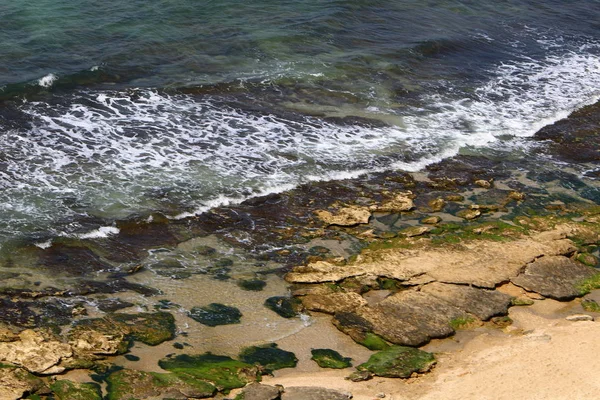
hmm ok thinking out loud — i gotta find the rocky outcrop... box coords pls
[0,330,72,375]
[286,225,577,288]
[511,255,597,300]
[315,206,371,226]
[0,367,46,400]
[420,282,513,320]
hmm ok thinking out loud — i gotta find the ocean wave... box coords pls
[0,42,598,245]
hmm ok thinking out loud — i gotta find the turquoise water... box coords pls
[0,0,599,244]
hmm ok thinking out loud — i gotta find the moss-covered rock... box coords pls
[264,296,303,318]
[158,353,259,391]
[188,303,242,327]
[106,368,216,400]
[50,380,102,400]
[310,349,352,369]
[353,346,436,379]
[111,311,176,345]
[239,343,297,373]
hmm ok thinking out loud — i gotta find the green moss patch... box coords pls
[359,332,390,351]
[355,346,436,379]
[189,303,242,326]
[158,353,258,391]
[582,299,600,312]
[264,296,303,318]
[239,343,298,373]
[50,380,102,400]
[576,273,600,296]
[310,349,352,369]
[449,315,477,330]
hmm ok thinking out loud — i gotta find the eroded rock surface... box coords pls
[512,255,597,300]
[0,330,72,374]
[281,386,353,400]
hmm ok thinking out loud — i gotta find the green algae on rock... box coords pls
[106,368,216,400]
[352,346,436,380]
[189,303,242,326]
[158,353,259,391]
[237,278,267,291]
[264,296,304,318]
[310,348,352,369]
[239,343,298,373]
[50,380,102,400]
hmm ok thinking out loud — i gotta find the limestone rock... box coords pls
[238,383,282,400]
[356,290,466,346]
[287,225,578,289]
[371,193,415,212]
[69,329,126,356]
[421,216,441,225]
[456,209,481,220]
[512,256,597,300]
[399,226,430,237]
[421,282,513,320]
[0,367,46,400]
[475,179,492,189]
[301,290,368,314]
[281,386,352,400]
[566,314,594,322]
[0,330,73,374]
[428,198,446,212]
[315,207,371,226]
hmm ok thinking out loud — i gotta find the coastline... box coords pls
[0,101,598,399]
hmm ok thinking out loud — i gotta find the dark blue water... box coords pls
[0,0,599,245]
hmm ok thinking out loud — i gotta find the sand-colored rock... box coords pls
[0,330,73,375]
[421,282,513,320]
[428,198,446,212]
[0,367,46,400]
[238,383,282,400]
[286,225,577,289]
[301,291,368,314]
[315,206,371,226]
[69,329,126,356]
[371,193,415,212]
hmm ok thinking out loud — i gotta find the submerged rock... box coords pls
[353,346,436,379]
[239,343,298,373]
[264,296,304,318]
[310,348,352,369]
[189,303,242,327]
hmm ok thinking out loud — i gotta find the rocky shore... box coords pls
[0,102,599,399]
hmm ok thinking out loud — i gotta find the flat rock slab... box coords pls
[286,226,577,289]
[238,383,282,400]
[355,290,466,346]
[300,290,368,314]
[281,386,352,400]
[421,282,513,320]
[511,255,597,300]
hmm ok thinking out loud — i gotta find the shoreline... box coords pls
[0,101,598,399]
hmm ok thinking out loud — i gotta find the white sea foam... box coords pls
[74,226,120,239]
[0,43,599,242]
[37,73,57,88]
